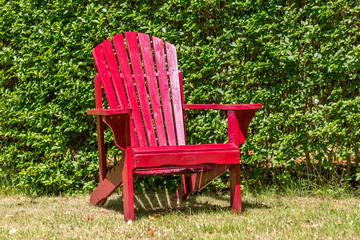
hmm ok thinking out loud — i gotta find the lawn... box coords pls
[0,189,359,239]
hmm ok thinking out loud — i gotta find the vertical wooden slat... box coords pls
[96,115,106,182]
[94,73,106,182]
[153,36,177,146]
[94,74,102,109]
[165,42,186,145]
[126,32,157,147]
[113,33,147,147]
[179,70,186,143]
[92,45,118,109]
[138,33,167,146]
[179,70,185,105]
[101,39,129,108]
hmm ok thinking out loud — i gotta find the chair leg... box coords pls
[122,147,134,222]
[229,164,242,214]
[176,174,191,200]
[176,165,229,200]
[90,152,125,206]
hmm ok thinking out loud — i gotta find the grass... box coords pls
[0,188,359,239]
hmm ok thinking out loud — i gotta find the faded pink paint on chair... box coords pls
[87,32,261,221]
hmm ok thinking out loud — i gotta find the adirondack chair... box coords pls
[87,32,261,221]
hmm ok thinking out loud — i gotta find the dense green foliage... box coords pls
[1,0,359,194]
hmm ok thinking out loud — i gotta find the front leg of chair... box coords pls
[122,147,135,222]
[228,109,256,213]
[176,174,191,200]
[229,164,241,214]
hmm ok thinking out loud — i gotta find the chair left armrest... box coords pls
[184,104,261,146]
[184,104,261,110]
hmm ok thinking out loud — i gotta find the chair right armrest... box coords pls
[184,104,261,147]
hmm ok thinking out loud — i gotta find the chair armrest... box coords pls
[184,104,261,110]
[184,104,261,146]
[87,108,132,150]
[87,108,132,115]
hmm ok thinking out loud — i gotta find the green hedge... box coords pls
[1,0,359,194]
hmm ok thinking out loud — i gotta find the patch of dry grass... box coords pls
[0,190,359,239]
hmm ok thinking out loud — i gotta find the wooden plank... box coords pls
[101,39,129,108]
[96,116,106,182]
[134,164,213,177]
[126,32,157,147]
[184,104,262,110]
[138,33,167,146]
[92,45,118,109]
[134,168,203,177]
[179,71,185,105]
[89,178,113,205]
[89,152,125,206]
[153,36,177,146]
[122,147,135,222]
[87,108,131,115]
[134,150,239,168]
[176,174,191,200]
[94,74,102,108]
[178,70,186,143]
[113,33,147,147]
[229,164,242,213]
[165,42,186,145]
[93,73,107,179]
[133,143,238,154]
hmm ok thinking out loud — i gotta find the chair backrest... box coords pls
[93,32,186,147]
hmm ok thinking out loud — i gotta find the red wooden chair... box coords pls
[87,32,261,221]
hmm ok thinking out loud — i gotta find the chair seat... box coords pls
[133,143,240,168]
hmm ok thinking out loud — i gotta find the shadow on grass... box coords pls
[103,190,270,218]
